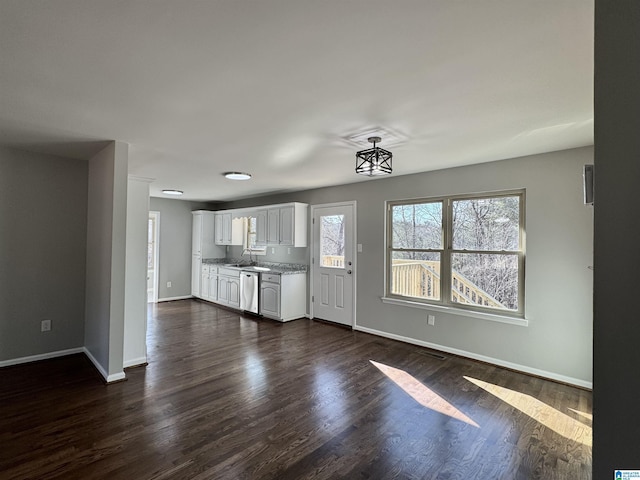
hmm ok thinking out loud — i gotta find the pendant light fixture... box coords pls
[355,136,392,176]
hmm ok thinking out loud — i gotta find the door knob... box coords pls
[347,270,352,274]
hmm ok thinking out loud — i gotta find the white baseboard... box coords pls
[0,347,85,368]
[82,347,126,383]
[123,356,147,368]
[354,325,592,390]
[158,295,192,302]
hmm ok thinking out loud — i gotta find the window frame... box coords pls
[385,189,526,318]
[243,217,267,256]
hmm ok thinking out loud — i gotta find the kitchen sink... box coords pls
[240,266,271,272]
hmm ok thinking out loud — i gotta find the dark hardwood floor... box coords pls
[0,300,592,479]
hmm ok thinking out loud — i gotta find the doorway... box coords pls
[310,202,356,326]
[148,211,160,303]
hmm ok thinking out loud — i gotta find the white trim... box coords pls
[123,357,148,368]
[310,201,357,327]
[82,347,126,383]
[0,347,84,368]
[354,325,592,389]
[158,295,193,302]
[149,211,160,304]
[380,296,529,327]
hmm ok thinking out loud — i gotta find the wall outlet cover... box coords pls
[41,319,51,332]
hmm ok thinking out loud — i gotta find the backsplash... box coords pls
[225,245,309,265]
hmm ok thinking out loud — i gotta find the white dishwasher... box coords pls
[240,271,259,314]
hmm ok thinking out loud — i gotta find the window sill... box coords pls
[380,297,528,327]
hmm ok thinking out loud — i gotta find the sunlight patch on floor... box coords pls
[464,376,592,447]
[568,408,593,422]
[370,360,479,427]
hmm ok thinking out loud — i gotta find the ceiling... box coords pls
[0,1,594,202]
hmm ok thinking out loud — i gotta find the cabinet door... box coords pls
[279,206,294,245]
[260,283,281,318]
[218,276,229,304]
[222,213,231,244]
[214,214,224,245]
[192,255,202,297]
[255,210,268,245]
[267,208,280,245]
[201,265,210,300]
[210,274,218,302]
[228,277,240,308]
[192,213,203,254]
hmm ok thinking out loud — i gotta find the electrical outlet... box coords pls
[287,247,291,254]
[428,315,435,326]
[41,319,51,332]
[167,281,172,288]
[271,247,275,254]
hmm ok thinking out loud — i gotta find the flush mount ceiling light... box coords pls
[224,172,252,180]
[162,189,183,196]
[355,136,392,176]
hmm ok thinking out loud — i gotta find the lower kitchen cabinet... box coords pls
[200,265,218,302]
[260,272,306,322]
[217,268,240,309]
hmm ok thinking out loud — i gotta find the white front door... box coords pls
[311,202,356,326]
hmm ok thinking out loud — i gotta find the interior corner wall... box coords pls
[84,141,128,381]
[593,0,640,475]
[222,146,594,386]
[149,197,211,300]
[123,177,150,368]
[0,147,87,364]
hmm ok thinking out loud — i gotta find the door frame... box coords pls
[309,201,357,327]
[148,211,160,303]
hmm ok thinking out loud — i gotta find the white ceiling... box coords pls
[0,1,594,202]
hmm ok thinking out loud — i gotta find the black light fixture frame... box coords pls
[355,136,392,176]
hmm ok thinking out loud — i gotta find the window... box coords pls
[243,217,266,256]
[387,190,525,316]
[319,214,346,268]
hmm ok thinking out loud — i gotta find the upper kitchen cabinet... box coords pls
[192,211,217,257]
[214,212,243,245]
[256,202,308,247]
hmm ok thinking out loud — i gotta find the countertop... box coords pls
[202,258,308,275]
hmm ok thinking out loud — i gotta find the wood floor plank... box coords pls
[0,299,592,479]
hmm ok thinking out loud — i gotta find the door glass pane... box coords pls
[391,251,441,300]
[391,202,442,249]
[320,214,345,268]
[452,196,520,251]
[451,253,518,311]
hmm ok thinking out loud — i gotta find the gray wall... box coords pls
[0,147,87,362]
[149,197,211,300]
[123,177,150,367]
[224,147,594,385]
[593,0,640,474]
[84,141,128,380]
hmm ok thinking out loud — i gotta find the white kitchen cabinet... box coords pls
[255,202,308,247]
[217,267,241,308]
[260,272,306,322]
[255,209,268,245]
[193,211,217,256]
[215,212,244,245]
[191,255,201,297]
[200,264,218,302]
[192,211,222,298]
[260,280,280,319]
